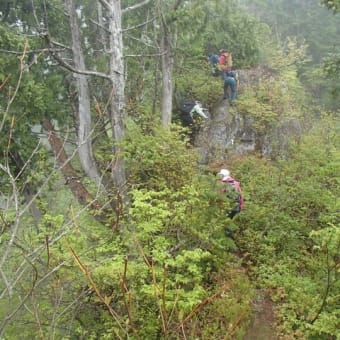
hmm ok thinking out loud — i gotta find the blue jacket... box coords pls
[209,54,219,66]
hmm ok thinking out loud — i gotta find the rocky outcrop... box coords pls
[194,67,302,164]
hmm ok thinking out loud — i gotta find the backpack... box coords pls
[179,100,195,126]
[209,54,221,76]
[180,100,195,115]
[219,52,233,71]
[209,54,219,66]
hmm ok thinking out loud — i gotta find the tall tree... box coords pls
[65,0,104,191]
[106,0,127,194]
[160,11,175,127]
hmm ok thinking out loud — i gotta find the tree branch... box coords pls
[43,33,118,79]
[51,50,113,80]
[122,16,156,32]
[122,0,152,14]
[98,0,112,11]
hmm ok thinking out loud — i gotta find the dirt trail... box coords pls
[243,290,277,340]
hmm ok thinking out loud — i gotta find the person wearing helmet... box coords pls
[217,168,244,219]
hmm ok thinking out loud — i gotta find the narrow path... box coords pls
[243,289,277,340]
[193,94,279,339]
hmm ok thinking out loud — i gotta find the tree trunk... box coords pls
[106,0,127,195]
[97,1,107,51]
[42,118,101,211]
[66,0,104,192]
[160,19,175,128]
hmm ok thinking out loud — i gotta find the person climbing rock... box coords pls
[208,52,220,77]
[179,100,209,144]
[223,70,239,104]
[218,49,233,79]
[179,100,209,127]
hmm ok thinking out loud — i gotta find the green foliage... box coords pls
[237,86,279,134]
[4,113,336,338]
[240,0,340,110]
[1,0,339,339]
[0,20,69,205]
[122,120,199,190]
[0,123,247,339]
[323,53,340,80]
[174,59,222,109]
[322,53,340,103]
[236,116,340,338]
[199,0,268,67]
[183,266,255,339]
[102,124,245,337]
[321,0,340,12]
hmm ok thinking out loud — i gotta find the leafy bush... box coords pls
[236,117,340,339]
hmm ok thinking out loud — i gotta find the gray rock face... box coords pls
[194,67,302,164]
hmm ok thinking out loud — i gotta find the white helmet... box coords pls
[217,169,230,177]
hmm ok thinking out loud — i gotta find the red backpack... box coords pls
[219,51,233,71]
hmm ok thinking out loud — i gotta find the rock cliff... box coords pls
[194,67,303,164]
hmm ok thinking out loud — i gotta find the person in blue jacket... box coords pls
[208,52,220,77]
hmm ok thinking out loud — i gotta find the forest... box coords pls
[0,0,339,339]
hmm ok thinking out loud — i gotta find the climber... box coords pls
[217,168,244,219]
[179,100,209,144]
[179,100,209,127]
[191,101,209,120]
[208,52,220,77]
[218,49,233,79]
[223,70,239,104]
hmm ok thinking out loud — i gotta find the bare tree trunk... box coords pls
[105,0,127,195]
[97,1,107,51]
[42,118,103,213]
[159,1,180,128]
[160,21,174,128]
[66,0,104,191]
